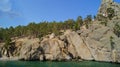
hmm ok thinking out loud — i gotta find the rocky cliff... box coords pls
[0,23,120,63]
[0,0,120,63]
[98,0,120,19]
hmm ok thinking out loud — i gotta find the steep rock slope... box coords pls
[98,0,120,19]
[0,0,120,63]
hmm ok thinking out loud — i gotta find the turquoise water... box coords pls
[0,61,120,67]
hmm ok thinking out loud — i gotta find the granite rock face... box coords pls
[19,38,41,60]
[65,30,93,60]
[40,38,68,61]
[98,0,120,19]
[102,0,113,3]
[0,0,120,64]
[85,22,120,62]
[0,26,120,63]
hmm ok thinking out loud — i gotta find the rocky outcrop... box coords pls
[0,18,120,63]
[85,37,112,62]
[98,0,120,19]
[0,0,120,64]
[19,38,41,60]
[102,0,113,3]
[65,30,93,60]
[0,25,120,63]
[40,38,69,61]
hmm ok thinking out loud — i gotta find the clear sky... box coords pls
[0,0,120,28]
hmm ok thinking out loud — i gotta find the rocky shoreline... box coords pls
[0,25,120,63]
[0,0,120,64]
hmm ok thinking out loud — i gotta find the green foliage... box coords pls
[110,36,114,41]
[4,36,11,50]
[84,15,92,29]
[0,15,96,42]
[14,25,25,37]
[97,14,108,26]
[94,15,96,20]
[110,36,115,50]
[100,21,107,26]
[86,15,92,22]
[107,8,115,20]
[97,14,107,21]
[0,28,4,41]
[113,23,120,37]
[74,16,83,30]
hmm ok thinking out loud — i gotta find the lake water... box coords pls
[0,61,120,67]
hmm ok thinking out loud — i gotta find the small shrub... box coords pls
[97,14,107,21]
[100,21,107,26]
[107,8,115,20]
[113,23,120,37]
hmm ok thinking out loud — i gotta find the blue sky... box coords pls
[0,0,120,28]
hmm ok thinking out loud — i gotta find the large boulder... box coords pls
[49,33,55,39]
[19,38,41,60]
[65,30,93,60]
[40,38,70,61]
[85,37,113,62]
[67,43,77,59]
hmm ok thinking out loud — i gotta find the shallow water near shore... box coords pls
[0,61,120,67]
